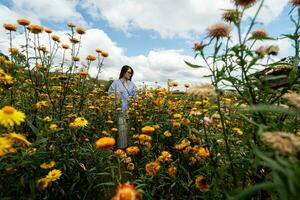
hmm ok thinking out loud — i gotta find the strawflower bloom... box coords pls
[67,22,76,27]
[28,24,44,34]
[3,24,17,31]
[86,55,96,61]
[76,27,86,35]
[101,51,109,57]
[46,169,62,182]
[40,161,56,169]
[126,146,140,155]
[51,35,60,42]
[96,137,116,149]
[111,182,141,200]
[145,161,161,176]
[44,28,53,33]
[17,19,30,26]
[5,132,31,147]
[195,175,209,192]
[141,126,155,134]
[73,117,88,127]
[167,164,177,179]
[0,106,26,127]
[95,48,102,53]
[37,178,51,190]
[0,136,15,157]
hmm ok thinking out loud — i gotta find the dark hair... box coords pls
[119,65,134,81]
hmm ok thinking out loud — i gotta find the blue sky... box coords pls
[0,0,296,87]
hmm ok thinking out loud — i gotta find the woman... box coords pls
[108,65,138,148]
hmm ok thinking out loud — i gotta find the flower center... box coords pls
[3,106,15,114]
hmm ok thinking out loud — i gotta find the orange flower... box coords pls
[145,161,161,176]
[61,44,70,49]
[51,35,60,42]
[233,0,257,7]
[101,51,109,57]
[111,182,141,200]
[95,137,116,149]
[86,55,96,61]
[67,22,76,28]
[69,38,80,44]
[9,48,19,55]
[195,175,209,192]
[17,19,30,26]
[95,48,102,53]
[141,126,155,134]
[126,146,140,155]
[44,28,53,33]
[28,24,44,34]
[207,23,231,38]
[3,24,17,31]
[76,27,86,35]
[72,56,80,61]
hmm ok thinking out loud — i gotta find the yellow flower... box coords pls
[172,121,181,128]
[68,22,76,27]
[126,146,140,155]
[196,147,210,159]
[86,55,96,61]
[232,127,243,136]
[96,137,116,149]
[184,83,190,88]
[112,182,141,200]
[5,132,31,147]
[0,136,15,157]
[158,151,172,162]
[141,126,155,134]
[40,161,56,169]
[49,123,58,130]
[3,24,17,31]
[127,163,135,171]
[51,35,60,42]
[17,19,31,26]
[46,169,62,182]
[195,175,209,192]
[73,117,88,127]
[37,178,51,190]
[164,130,172,137]
[111,127,118,132]
[76,27,86,35]
[173,113,182,119]
[95,48,102,53]
[145,161,161,176]
[167,164,177,179]
[35,101,48,109]
[0,106,26,127]
[101,51,109,57]
[28,24,44,34]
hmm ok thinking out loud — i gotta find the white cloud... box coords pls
[81,0,288,39]
[11,0,85,24]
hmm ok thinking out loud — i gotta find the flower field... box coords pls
[0,1,300,200]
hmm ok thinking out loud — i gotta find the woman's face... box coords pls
[123,68,132,80]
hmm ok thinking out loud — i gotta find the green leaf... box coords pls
[184,60,205,68]
[250,105,299,116]
[234,182,275,200]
